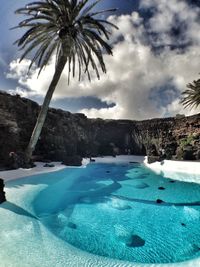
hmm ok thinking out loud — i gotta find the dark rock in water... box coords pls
[90,158,96,162]
[0,178,6,203]
[62,156,82,166]
[192,244,200,253]
[158,186,165,190]
[181,223,186,227]
[134,182,149,189]
[106,170,110,173]
[43,163,55,167]
[126,235,145,248]
[67,222,77,229]
[169,180,176,183]
[156,199,165,204]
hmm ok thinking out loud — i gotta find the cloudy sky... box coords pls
[1,0,200,120]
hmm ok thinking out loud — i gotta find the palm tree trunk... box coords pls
[25,56,67,161]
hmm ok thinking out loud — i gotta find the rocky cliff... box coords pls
[0,179,6,203]
[0,91,199,168]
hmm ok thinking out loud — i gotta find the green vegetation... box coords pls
[177,134,197,160]
[179,134,195,149]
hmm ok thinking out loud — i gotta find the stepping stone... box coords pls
[156,199,165,204]
[134,182,149,189]
[158,187,165,190]
[67,222,77,229]
[126,235,145,248]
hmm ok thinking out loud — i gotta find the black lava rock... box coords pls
[62,156,82,166]
[126,235,145,248]
[67,222,77,229]
[0,178,6,203]
[158,187,165,190]
[156,199,165,204]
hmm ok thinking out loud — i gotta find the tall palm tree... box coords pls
[14,0,118,162]
[181,78,200,109]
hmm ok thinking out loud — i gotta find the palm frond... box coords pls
[181,79,200,109]
[14,0,117,81]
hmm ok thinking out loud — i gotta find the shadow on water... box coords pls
[5,162,139,192]
[29,161,200,261]
[34,162,200,221]
[0,201,38,220]
[4,166,82,189]
[112,194,200,207]
[37,180,122,218]
[33,163,138,218]
[5,161,200,222]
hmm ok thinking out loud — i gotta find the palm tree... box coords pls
[181,78,200,109]
[14,0,118,162]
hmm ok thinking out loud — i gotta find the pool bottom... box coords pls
[2,175,136,267]
[33,163,200,264]
[39,197,200,264]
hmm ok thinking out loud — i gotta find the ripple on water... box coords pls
[33,163,200,264]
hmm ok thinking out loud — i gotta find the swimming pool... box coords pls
[1,160,200,266]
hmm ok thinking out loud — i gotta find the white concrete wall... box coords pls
[144,157,200,184]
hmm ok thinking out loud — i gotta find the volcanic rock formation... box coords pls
[0,91,199,169]
[0,178,6,203]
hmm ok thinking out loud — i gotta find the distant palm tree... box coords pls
[181,78,200,109]
[14,0,118,162]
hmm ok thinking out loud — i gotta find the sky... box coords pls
[1,0,200,120]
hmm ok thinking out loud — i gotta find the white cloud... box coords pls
[8,87,30,98]
[7,0,200,120]
[140,0,200,46]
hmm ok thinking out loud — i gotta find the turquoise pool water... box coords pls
[29,162,200,264]
[34,164,200,263]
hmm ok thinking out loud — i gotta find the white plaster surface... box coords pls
[0,158,89,182]
[144,157,200,184]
